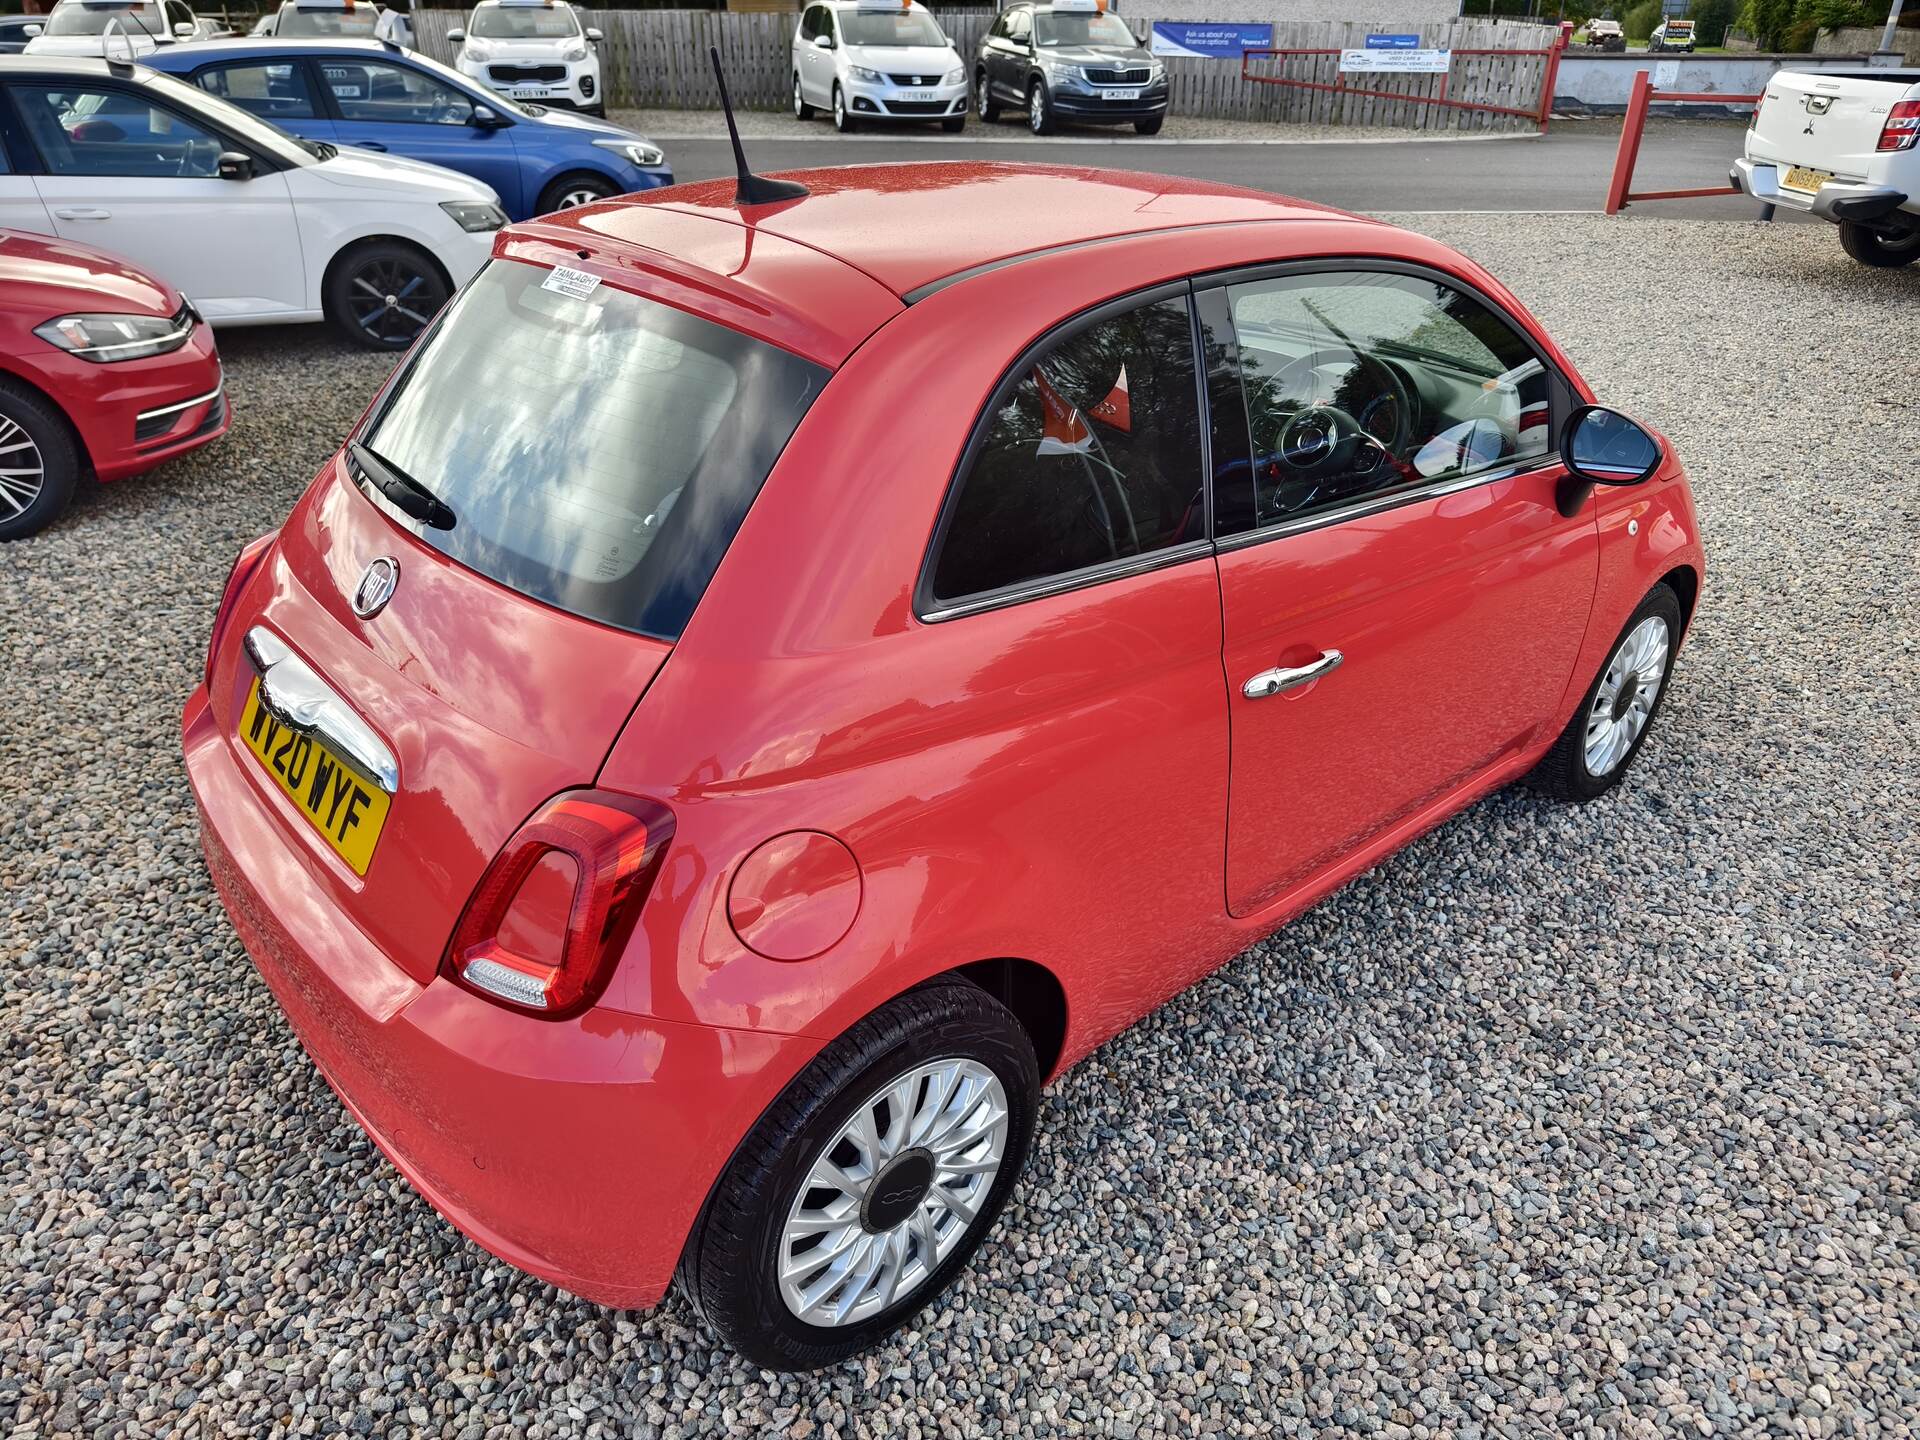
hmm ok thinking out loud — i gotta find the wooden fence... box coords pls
[413,9,1551,130]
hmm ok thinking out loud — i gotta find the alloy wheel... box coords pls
[346,256,447,347]
[1029,83,1046,133]
[777,1057,1008,1328]
[1584,614,1670,776]
[0,414,46,522]
[553,184,607,210]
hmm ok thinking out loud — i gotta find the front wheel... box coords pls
[677,979,1040,1371]
[1134,114,1164,135]
[0,377,81,542]
[1027,77,1054,135]
[324,241,450,352]
[793,70,814,121]
[1838,220,1920,268]
[536,171,617,214]
[976,68,1000,122]
[832,83,855,133]
[941,113,965,133]
[1526,582,1683,802]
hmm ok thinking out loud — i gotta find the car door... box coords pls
[7,79,307,317]
[1199,267,1597,918]
[317,54,521,214]
[994,9,1030,101]
[0,102,55,231]
[185,57,338,143]
[798,6,830,105]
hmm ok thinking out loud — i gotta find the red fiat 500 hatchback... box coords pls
[0,228,227,540]
[184,163,1704,1370]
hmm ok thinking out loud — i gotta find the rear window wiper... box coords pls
[349,440,456,530]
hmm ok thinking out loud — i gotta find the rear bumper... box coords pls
[1733,157,1912,222]
[182,684,814,1309]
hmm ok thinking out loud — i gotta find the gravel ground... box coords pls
[612,104,1451,145]
[2,213,1916,1438]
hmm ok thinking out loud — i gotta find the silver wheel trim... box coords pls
[554,185,605,209]
[1584,614,1670,777]
[793,72,804,116]
[0,414,47,520]
[1029,85,1044,130]
[778,1057,1008,1328]
[976,71,989,111]
[834,88,845,126]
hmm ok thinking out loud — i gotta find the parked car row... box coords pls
[792,0,1169,136]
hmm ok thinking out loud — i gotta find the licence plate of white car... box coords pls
[510,85,552,99]
[1781,165,1830,194]
[896,90,937,101]
[1102,88,1142,100]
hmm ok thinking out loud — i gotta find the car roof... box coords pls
[594,162,1366,299]
[155,36,397,59]
[0,54,164,79]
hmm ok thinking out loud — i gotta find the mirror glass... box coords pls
[1565,406,1660,485]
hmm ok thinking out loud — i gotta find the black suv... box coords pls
[975,1,1169,135]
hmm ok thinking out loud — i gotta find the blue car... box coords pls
[145,38,672,219]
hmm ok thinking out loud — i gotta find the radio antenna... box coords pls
[710,47,809,207]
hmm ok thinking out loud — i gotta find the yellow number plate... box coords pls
[239,677,391,876]
[1782,166,1830,194]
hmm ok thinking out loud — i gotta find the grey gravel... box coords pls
[2,214,1916,1437]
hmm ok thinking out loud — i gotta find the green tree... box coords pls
[1739,0,1798,47]
[1690,0,1738,43]
[1623,0,1662,38]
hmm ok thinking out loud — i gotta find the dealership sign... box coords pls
[1149,21,1274,58]
[1339,45,1450,73]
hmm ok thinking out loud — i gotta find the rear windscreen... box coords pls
[355,259,829,640]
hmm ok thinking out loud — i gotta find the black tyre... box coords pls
[677,978,1040,1371]
[1526,582,1684,802]
[793,70,814,121]
[941,113,965,133]
[1838,220,1920,268]
[1027,77,1054,134]
[324,241,451,351]
[832,83,855,133]
[536,171,618,214]
[976,68,1000,122]
[0,376,81,542]
[1134,114,1164,136]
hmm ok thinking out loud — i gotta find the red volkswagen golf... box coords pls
[184,163,1704,1370]
[1,229,227,540]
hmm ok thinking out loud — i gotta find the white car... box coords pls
[1734,67,1920,268]
[450,0,603,118]
[0,56,506,348]
[792,0,967,134]
[258,0,382,40]
[24,0,223,58]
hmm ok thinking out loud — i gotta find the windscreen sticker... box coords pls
[541,265,603,301]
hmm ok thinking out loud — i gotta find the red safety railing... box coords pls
[1240,29,1569,135]
[1605,69,1765,214]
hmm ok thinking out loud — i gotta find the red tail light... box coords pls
[206,531,276,688]
[444,790,674,1018]
[1879,100,1920,152]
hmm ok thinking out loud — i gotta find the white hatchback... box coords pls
[0,56,505,348]
[451,0,603,118]
[24,0,223,58]
[792,0,967,133]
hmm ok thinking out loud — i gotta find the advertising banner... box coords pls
[1149,21,1274,58]
[1338,47,1450,73]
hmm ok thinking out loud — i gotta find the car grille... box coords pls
[489,63,566,82]
[1085,66,1151,85]
[881,99,950,115]
[886,72,943,86]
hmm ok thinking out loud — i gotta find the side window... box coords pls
[929,294,1205,606]
[322,60,473,125]
[12,86,227,179]
[1215,270,1553,535]
[988,12,1007,38]
[1008,10,1030,42]
[193,61,320,120]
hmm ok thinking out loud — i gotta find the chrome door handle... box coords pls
[1243,649,1344,700]
[54,207,112,220]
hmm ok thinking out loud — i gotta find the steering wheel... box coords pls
[1267,351,1413,470]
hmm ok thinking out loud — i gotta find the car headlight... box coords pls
[462,38,491,59]
[34,311,192,363]
[440,200,507,233]
[849,65,884,83]
[945,67,964,84]
[561,41,586,61]
[592,137,665,167]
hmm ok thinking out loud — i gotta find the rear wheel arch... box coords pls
[951,956,1069,1081]
[1660,562,1700,634]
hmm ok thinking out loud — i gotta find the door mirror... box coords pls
[216,150,255,181]
[471,103,504,127]
[585,26,602,41]
[813,32,834,49]
[172,20,195,36]
[23,22,42,35]
[1562,405,1662,486]
[446,25,464,41]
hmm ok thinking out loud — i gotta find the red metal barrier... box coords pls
[1604,69,1763,213]
[1240,30,1568,135]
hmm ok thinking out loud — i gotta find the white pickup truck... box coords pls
[1734,67,1920,267]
